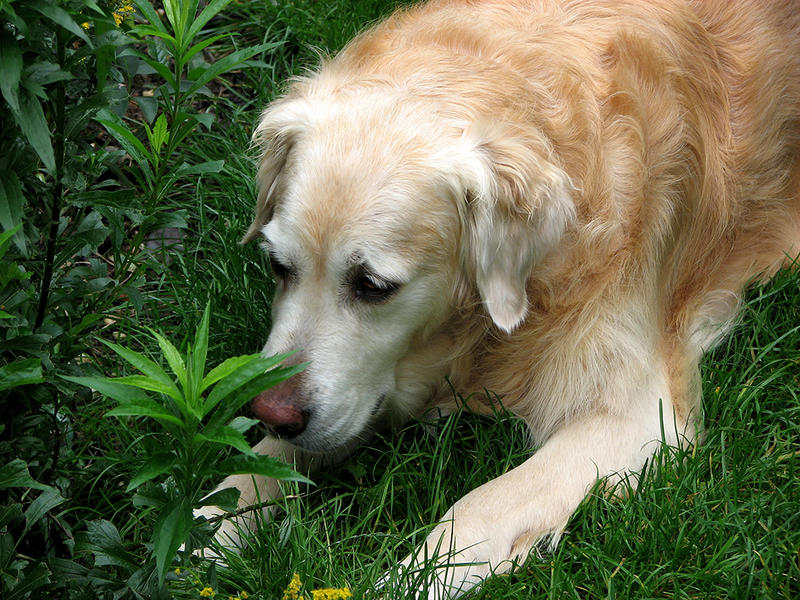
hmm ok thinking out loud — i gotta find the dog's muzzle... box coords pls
[251,369,311,438]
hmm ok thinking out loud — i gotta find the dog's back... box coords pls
[316,0,800,433]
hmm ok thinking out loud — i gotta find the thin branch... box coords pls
[204,493,307,524]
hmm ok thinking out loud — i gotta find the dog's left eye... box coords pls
[352,272,400,303]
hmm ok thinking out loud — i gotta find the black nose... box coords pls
[269,408,311,439]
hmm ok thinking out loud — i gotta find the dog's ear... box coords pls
[453,123,576,333]
[241,99,311,243]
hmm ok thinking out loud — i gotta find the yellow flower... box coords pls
[111,2,135,26]
[240,593,249,599]
[311,588,352,600]
[81,21,91,30]
[282,573,302,600]
[174,567,182,575]
[199,587,215,598]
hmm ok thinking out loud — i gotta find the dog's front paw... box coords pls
[387,504,515,599]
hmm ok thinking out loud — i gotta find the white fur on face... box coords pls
[257,123,462,452]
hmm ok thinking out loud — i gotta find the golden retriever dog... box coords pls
[200,0,800,596]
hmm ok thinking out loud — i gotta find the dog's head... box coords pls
[243,85,575,452]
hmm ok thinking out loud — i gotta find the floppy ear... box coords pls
[241,99,311,243]
[456,123,576,333]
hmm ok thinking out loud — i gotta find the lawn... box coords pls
[1,1,798,599]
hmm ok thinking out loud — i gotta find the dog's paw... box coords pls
[184,504,248,561]
[384,506,516,599]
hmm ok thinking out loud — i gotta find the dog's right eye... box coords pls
[351,271,400,303]
[268,252,293,282]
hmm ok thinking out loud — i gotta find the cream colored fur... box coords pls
[199,0,800,596]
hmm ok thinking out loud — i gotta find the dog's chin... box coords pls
[270,425,374,455]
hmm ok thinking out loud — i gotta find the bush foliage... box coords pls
[0,0,310,597]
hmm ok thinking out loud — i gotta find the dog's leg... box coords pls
[394,392,690,599]
[194,435,313,554]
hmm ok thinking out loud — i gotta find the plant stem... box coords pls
[39,30,68,490]
[34,34,67,332]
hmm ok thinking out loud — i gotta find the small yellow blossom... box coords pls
[199,587,215,598]
[240,593,249,599]
[174,567,182,575]
[81,21,91,30]
[282,573,302,600]
[111,2,135,26]
[311,588,352,600]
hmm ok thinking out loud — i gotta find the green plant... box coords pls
[63,302,311,590]
[0,3,281,595]
[0,459,67,600]
[94,0,279,282]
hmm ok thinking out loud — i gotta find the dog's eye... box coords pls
[352,272,399,303]
[268,252,293,282]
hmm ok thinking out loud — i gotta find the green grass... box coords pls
[3,0,798,598]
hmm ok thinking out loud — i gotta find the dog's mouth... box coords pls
[370,393,386,416]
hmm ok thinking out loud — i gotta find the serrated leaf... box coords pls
[186,0,232,42]
[14,88,55,174]
[199,353,259,394]
[152,497,193,585]
[61,375,152,405]
[132,0,169,35]
[127,452,177,492]
[204,363,307,432]
[202,351,296,415]
[149,329,186,389]
[196,425,254,456]
[197,486,240,512]
[105,402,184,429]
[145,113,168,159]
[185,43,279,97]
[228,415,260,434]
[215,454,312,484]
[113,374,183,401]
[98,339,178,391]
[190,303,211,399]
[173,159,224,176]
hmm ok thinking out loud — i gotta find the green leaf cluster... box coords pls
[64,302,309,586]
